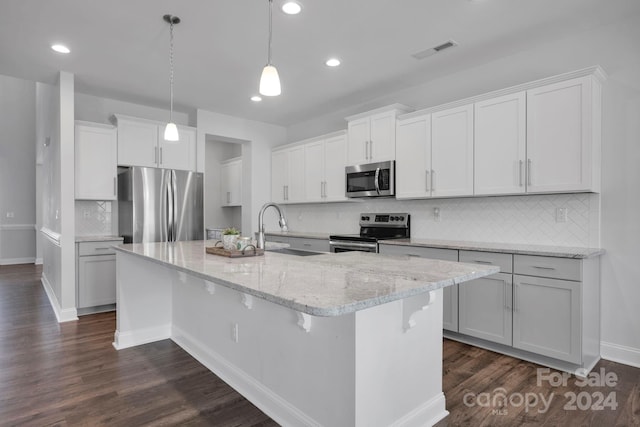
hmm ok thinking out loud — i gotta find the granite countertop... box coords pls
[114,240,498,317]
[264,231,330,240]
[76,235,124,243]
[379,238,604,259]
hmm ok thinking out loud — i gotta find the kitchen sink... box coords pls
[267,248,324,256]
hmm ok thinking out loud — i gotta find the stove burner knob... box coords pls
[361,216,366,221]
[399,216,405,221]
[392,216,398,221]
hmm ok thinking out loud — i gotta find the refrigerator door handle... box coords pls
[167,172,174,242]
[172,170,178,242]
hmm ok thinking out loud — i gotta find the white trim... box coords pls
[345,103,413,121]
[35,258,43,265]
[392,393,448,427]
[172,325,321,427]
[0,257,36,265]
[41,275,78,323]
[399,65,606,120]
[112,325,172,350]
[40,227,61,246]
[272,129,347,152]
[75,120,115,130]
[601,341,640,369]
[0,223,36,231]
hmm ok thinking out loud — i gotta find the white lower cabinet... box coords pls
[76,239,122,314]
[459,272,513,346]
[378,244,459,331]
[381,244,601,374]
[512,274,581,364]
[220,157,242,207]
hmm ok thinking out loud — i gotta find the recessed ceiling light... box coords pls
[281,1,302,15]
[325,58,341,67]
[51,44,70,54]
[251,95,263,102]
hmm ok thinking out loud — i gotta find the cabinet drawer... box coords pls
[266,235,291,245]
[78,241,121,256]
[379,244,458,261]
[289,237,330,253]
[514,254,581,281]
[459,250,513,273]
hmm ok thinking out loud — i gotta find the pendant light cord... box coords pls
[267,0,273,65]
[169,19,175,122]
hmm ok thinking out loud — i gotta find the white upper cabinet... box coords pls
[474,91,527,195]
[395,114,431,199]
[305,132,348,203]
[220,157,242,207]
[116,117,158,168]
[114,115,197,171]
[75,121,117,200]
[159,125,196,171]
[346,105,411,165]
[396,105,474,199]
[431,104,474,197]
[271,145,305,204]
[526,75,601,193]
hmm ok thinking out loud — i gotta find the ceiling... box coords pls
[1,0,638,127]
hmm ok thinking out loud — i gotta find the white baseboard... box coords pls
[393,393,448,427]
[41,275,78,323]
[112,325,172,350]
[35,257,43,265]
[0,257,36,265]
[172,325,320,427]
[601,341,640,369]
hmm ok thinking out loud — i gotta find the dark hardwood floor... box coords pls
[1,264,638,426]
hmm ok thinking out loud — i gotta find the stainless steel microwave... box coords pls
[345,160,395,198]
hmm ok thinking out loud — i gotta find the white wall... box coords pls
[38,73,78,322]
[196,110,287,236]
[282,13,640,367]
[0,74,36,264]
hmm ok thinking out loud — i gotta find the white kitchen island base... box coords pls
[114,253,448,427]
[112,242,499,427]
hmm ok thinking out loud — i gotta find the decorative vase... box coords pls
[223,234,238,251]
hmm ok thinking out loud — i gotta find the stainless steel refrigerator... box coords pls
[118,167,203,243]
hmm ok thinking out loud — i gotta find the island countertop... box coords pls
[114,240,498,317]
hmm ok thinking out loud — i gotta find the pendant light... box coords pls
[259,0,281,96]
[163,14,180,141]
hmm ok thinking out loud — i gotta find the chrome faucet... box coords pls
[257,202,288,249]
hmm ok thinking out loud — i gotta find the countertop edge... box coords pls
[113,245,498,317]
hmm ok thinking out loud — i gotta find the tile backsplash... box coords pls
[75,200,114,236]
[279,193,600,247]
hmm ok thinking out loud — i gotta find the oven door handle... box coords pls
[330,240,378,250]
[374,167,381,195]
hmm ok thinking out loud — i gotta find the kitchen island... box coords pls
[113,240,498,427]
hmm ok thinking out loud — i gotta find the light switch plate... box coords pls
[556,207,568,223]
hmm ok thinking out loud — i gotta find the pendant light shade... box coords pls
[164,14,180,141]
[259,0,281,96]
[164,122,179,141]
[259,64,281,96]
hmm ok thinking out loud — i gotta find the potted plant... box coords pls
[222,227,240,250]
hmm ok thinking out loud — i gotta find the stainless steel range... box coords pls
[329,213,410,253]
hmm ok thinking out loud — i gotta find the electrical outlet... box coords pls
[231,323,239,343]
[556,207,568,223]
[6,211,14,218]
[433,207,441,222]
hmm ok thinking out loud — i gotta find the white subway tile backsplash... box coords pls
[278,193,600,247]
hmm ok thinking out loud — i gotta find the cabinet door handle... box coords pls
[519,160,524,187]
[369,140,373,159]
[113,177,117,196]
[95,247,111,251]
[473,260,492,264]
[154,147,158,164]
[532,265,555,270]
[514,284,519,312]
[527,159,532,186]
[431,170,435,192]
[160,147,163,165]
[364,141,368,160]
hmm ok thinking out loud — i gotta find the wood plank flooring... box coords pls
[1,264,638,426]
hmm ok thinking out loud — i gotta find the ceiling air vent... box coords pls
[411,40,458,60]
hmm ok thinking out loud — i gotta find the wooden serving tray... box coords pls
[206,245,264,258]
